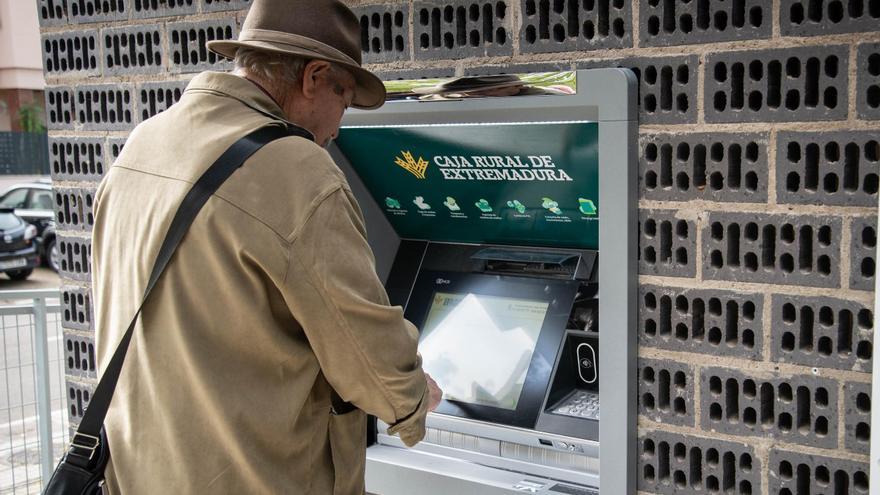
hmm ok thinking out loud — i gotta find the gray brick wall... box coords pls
[844,381,871,455]
[640,209,697,278]
[771,295,873,372]
[702,212,842,288]
[640,285,764,360]
[704,46,849,123]
[701,367,839,449]
[357,3,409,64]
[769,449,870,494]
[48,137,108,181]
[857,42,880,120]
[63,333,96,379]
[520,0,632,53]
[639,430,761,494]
[640,0,771,47]
[641,132,770,203]
[776,131,879,208]
[38,1,878,493]
[638,358,696,426]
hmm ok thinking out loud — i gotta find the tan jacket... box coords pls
[92,71,428,495]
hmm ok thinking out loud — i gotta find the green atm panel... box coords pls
[336,122,599,249]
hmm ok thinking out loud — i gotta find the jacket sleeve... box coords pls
[281,185,428,447]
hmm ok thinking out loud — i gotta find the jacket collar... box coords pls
[184,71,290,123]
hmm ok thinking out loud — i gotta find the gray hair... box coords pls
[233,48,307,89]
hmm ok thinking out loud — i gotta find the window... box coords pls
[0,189,29,209]
[28,190,54,211]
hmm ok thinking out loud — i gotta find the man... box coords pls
[91,0,442,493]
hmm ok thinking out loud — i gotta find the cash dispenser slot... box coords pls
[471,247,597,281]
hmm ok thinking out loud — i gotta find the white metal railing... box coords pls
[0,289,67,495]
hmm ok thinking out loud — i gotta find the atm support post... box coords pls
[330,68,638,494]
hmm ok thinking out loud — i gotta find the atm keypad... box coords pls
[551,391,600,420]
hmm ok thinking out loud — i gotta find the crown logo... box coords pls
[394,151,429,179]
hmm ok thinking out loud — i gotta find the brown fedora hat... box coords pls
[207,0,386,110]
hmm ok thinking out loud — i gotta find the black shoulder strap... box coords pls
[69,124,313,462]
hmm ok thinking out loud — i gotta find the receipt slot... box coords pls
[330,69,637,495]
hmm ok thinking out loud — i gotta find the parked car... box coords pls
[0,181,59,271]
[42,219,59,272]
[0,208,39,280]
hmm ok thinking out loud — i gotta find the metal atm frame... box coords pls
[330,68,638,494]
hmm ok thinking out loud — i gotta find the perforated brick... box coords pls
[851,217,877,291]
[138,80,188,122]
[131,0,198,19]
[58,235,92,282]
[202,0,252,11]
[844,381,871,455]
[777,131,879,207]
[413,1,512,60]
[703,212,842,288]
[62,287,93,331]
[67,0,126,23]
[781,0,880,36]
[464,61,572,75]
[769,449,869,494]
[640,285,763,360]
[42,31,99,75]
[641,132,769,203]
[38,0,69,26]
[702,367,838,449]
[520,0,631,53]
[55,188,96,232]
[45,87,76,130]
[168,19,237,73]
[75,84,134,130]
[354,4,409,64]
[107,137,127,164]
[638,358,695,426]
[577,56,698,124]
[772,295,873,372]
[857,42,880,120]
[102,26,164,75]
[65,334,96,379]
[639,210,696,278]
[705,46,849,123]
[67,381,92,424]
[639,430,761,495]
[48,137,107,182]
[640,0,770,47]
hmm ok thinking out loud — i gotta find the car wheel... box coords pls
[46,239,60,272]
[7,269,33,281]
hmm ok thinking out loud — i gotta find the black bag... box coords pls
[42,124,315,494]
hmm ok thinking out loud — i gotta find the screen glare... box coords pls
[419,292,549,410]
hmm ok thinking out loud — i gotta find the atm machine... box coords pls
[329,69,637,495]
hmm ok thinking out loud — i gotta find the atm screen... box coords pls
[419,292,550,410]
[405,270,579,428]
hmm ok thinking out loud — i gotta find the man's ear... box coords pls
[300,60,333,99]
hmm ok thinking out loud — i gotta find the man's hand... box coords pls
[426,374,443,412]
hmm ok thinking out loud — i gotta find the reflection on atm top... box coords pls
[383,72,577,102]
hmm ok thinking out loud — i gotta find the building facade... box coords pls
[2,0,44,132]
